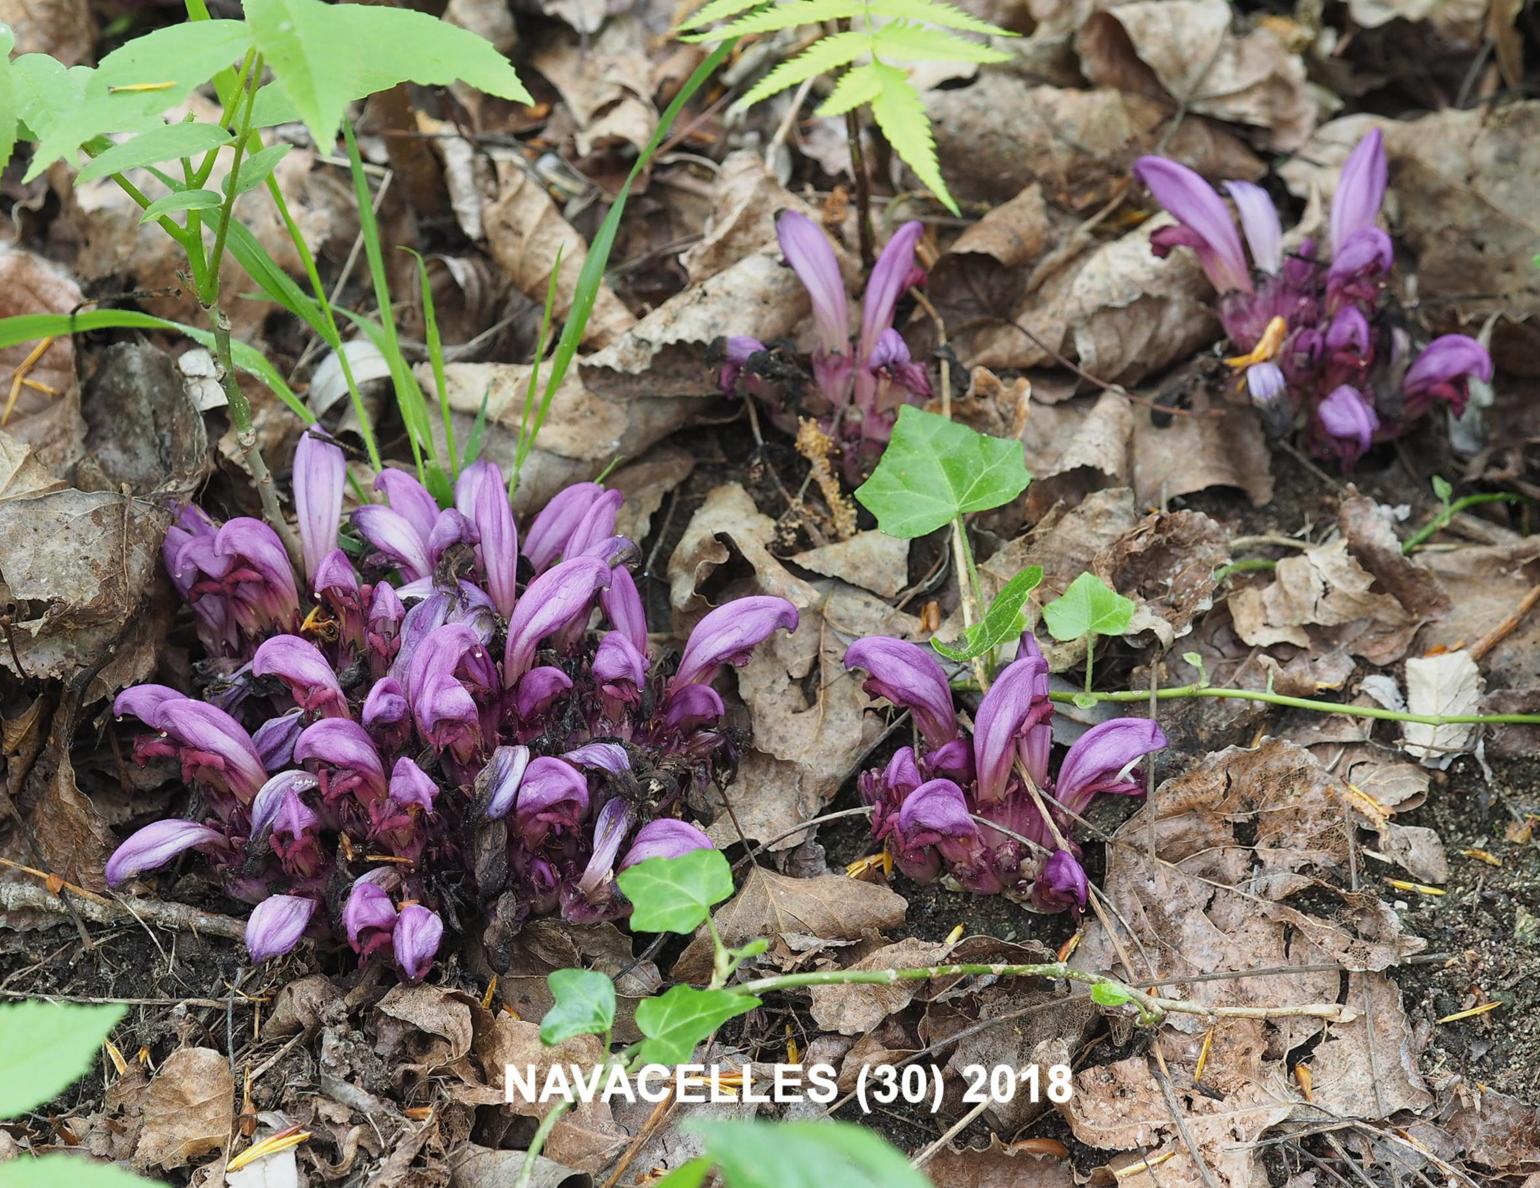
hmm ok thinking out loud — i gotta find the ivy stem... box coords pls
[1402,492,1524,554]
[950,515,989,690]
[513,1097,574,1188]
[1045,682,1540,727]
[736,963,1355,1025]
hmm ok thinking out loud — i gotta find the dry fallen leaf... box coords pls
[808,937,954,1035]
[1132,404,1274,507]
[789,532,911,599]
[1402,650,1482,768]
[925,1137,1074,1188]
[0,247,86,474]
[75,342,210,499]
[132,1048,234,1171]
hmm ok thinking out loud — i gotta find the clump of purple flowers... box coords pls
[106,433,798,980]
[718,211,932,482]
[844,633,1165,911]
[1134,131,1493,467]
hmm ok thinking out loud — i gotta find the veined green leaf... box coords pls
[740,30,872,107]
[710,0,865,38]
[139,187,222,221]
[1042,571,1135,642]
[540,969,616,1046]
[814,61,885,119]
[635,987,760,1066]
[0,1002,125,1119]
[223,141,291,195]
[246,0,530,151]
[78,121,232,183]
[677,0,770,33]
[13,54,87,145]
[867,62,955,214]
[931,565,1043,662]
[617,849,735,935]
[871,22,1013,64]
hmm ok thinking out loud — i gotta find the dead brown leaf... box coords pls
[75,342,210,499]
[1306,972,1432,1117]
[132,1048,233,1171]
[809,936,953,1035]
[532,35,655,156]
[926,1138,1074,1188]
[375,982,475,1067]
[1094,508,1227,646]
[789,532,910,599]
[0,248,86,474]
[1132,405,1274,507]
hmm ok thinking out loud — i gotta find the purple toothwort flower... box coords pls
[456,460,519,618]
[344,875,397,958]
[844,636,958,749]
[253,635,349,718]
[620,818,715,869]
[1032,850,1089,913]
[1402,335,1493,419]
[1316,384,1380,465]
[392,903,443,981]
[515,757,590,848]
[670,597,800,691]
[106,820,226,886]
[293,431,345,586]
[246,894,317,963]
[503,557,612,680]
[1133,156,1252,295]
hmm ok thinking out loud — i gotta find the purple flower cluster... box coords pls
[719,211,932,481]
[844,634,1165,911]
[1134,131,1492,467]
[107,434,798,979]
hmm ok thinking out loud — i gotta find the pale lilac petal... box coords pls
[455,460,519,618]
[313,548,360,602]
[503,556,612,680]
[594,632,647,696]
[844,636,957,748]
[252,634,348,718]
[671,597,799,690]
[1325,307,1371,356]
[253,710,304,772]
[515,666,573,720]
[362,678,408,733]
[246,894,316,962]
[1403,335,1493,416]
[1245,361,1287,406]
[343,877,397,952]
[105,819,224,886]
[164,700,269,802]
[353,505,432,581]
[1330,128,1387,255]
[972,651,1051,804]
[250,770,320,838]
[574,798,636,897]
[374,469,441,544]
[858,220,925,362]
[516,756,590,846]
[662,683,723,732]
[392,903,442,981]
[389,756,438,810]
[777,210,849,356]
[114,684,183,727]
[523,483,603,573]
[565,489,624,561]
[563,742,630,773]
[479,745,531,821]
[1221,181,1282,275]
[1134,157,1251,294]
[601,566,648,654]
[619,818,714,869]
[293,430,345,583]
[294,718,386,790]
[1055,718,1166,812]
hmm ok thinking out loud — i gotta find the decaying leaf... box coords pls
[75,342,210,499]
[925,1137,1074,1188]
[1132,405,1274,507]
[1402,650,1482,768]
[0,248,86,474]
[1094,507,1227,646]
[809,937,953,1035]
[789,532,910,600]
[132,1048,233,1170]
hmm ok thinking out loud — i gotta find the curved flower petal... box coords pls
[503,556,612,680]
[374,469,441,544]
[1330,128,1387,255]
[389,756,438,810]
[343,876,397,953]
[294,430,345,583]
[672,596,799,690]
[313,548,361,604]
[1316,384,1380,467]
[1402,334,1493,418]
[971,651,1051,804]
[777,210,850,356]
[480,744,531,820]
[1133,157,1251,294]
[294,718,387,797]
[594,631,647,699]
[253,710,305,772]
[858,220,925,362]
[362,678,409,734]
[253,634,348,718]
[515,666,573,720]
[455,460,519,617]
[843,636,957,748]
[524,482,603,573]
[566,489,624,561]
[105,819,224,886]
[574,797,636,898]
[896,778,977,842]
[114,683,183,727]
[620,818,714,869]
[1326,307,1371,357]
[662,683,724,732]
[250,770,320,838]
[515,756,590,845]
[1032,849,1089,913]
[1221,180,1282,275]
[1055,717,1167,813]
[600,566,648,655]
[1245,361,1287,406]
[392,903,443,981]
[246,894,316,963]
[353,505,432,581]
[563,742,630,773]
[215,517,301,630]
[163,700,269,802]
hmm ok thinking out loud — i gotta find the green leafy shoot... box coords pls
[1090,982,1134,1008]
[1042,572,1134,643]
[931,565,1042,662]
[0,1001,125,1120]
[406,247,459,477]
[681,1119,931,1188]
[77,120,231,183]
[540,970,617,1046]
[634,986,760,1066]
[856,406,1031,538]
[617,849,735,935]
[678,0,1014,213]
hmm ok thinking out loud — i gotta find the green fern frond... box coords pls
[815,61,885,117]
[712,0,862,38]
[871,23,1013,64]
[867,62,953,214]
[866,0,1011,36]
[678,0,770,34]
[740,30,873,106]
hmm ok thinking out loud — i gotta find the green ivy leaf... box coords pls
[0,1156,162,1187]
[855,406,1031,539]
[1042,572,1134,643]
[0,28,18,178]
[77,121,232,183]
[1090,982,1134,1008]
[931,565,1043,662]
[651,1158,712,1188]
[539,969,616,1046]
[223,140,291,196]
[138,187,223,222]
[0,1001,125,1120]
[685,1120,930,1188]
[245,0,530,151]
[634,987,760,1066]
[617,849,735,935]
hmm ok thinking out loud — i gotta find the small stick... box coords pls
[0,879,247,941]
[1470,582,1540,661]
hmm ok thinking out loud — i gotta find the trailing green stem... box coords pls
[1402,492,1525,554]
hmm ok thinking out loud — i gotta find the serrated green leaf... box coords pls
[540,969,616,1046]
[677,0,771,33]
[867,62,955,215]
[871,22,1012,64]
[635,987,760,1066]
[687,1120,930,1188]
[931,565,1042,661]
[740,31,872,108]
[1090,982,1134,1007]
[13,54,88,147]
[868,0,1014,36]
[711,0,864,37]
[0,1002,125,1119]
[78,121,232,183]
[815,62,885,119]
[856,406,1030,538]
[0,1156,161,1187]
[617,849,735,934]
[139,187,223,221]
[1042,571,1134,643]
[247,0,529,152]
[223,140,291,196]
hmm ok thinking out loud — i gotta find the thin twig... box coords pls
[0,880,247,941]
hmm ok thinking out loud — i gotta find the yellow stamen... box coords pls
[1438,1001,1501,1024]
[1116,1150,1175,1179]
[1224,316,1288,369]
[104,1040,128,1076]
[1294,1063,1313,1101]
[845,850,892,880]
[481,976,498,1010]
[226,1127,310,1172]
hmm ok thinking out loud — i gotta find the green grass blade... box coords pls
[403,247,458,477]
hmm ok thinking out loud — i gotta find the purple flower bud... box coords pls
[294,718,387,802]
[389,756,438,811]
[894,778,979,882]
[367,582,405,663]
[671,597,799,690]
[253,635,348,718]
[777,210,850,357]
[1402,334,1493,418]
[563,742,630,773]
[1055,718,1167,814]
[1134,157,1252,294]
[105,819,225,886]
[213,517,301,633]
[293,431,345,584]
[146,699,268,803]
[865,328,932,400]
[844,636,958,749]
[565,489,624,561]
[1316,384,1380,466]
[374,469,441,544]
[245,894,317,963]
[1221,180,1282,275]
[662,683,724,732]
[481,744,532,820]
[392,903,443,981]
[362,677,409,742]
[250,770,320,838]
[353,505,432,581]
[859,221,925,364]
[427,508,474,564]
[516,756,590,847]
[1326,307,1371,357]
[972,650,1052,804]
[573,797,636,900]
[594,632,647,704]
[601,566,649,655]
[343,876,397,956]
[1032,849,1089,913]
[253,710,304,772]
[719,335,767,392]
[515,666,574,720]
[313,548,361,603]
[405,623,491,711]
[524,483,603,573]
[415,672,480,757]
[503,556,612,680]
[620,818,714,869]
[1330,128,1387,255]
[1326,227,1393,303]
[1245,361,1287,406]
[454,460,519,618]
